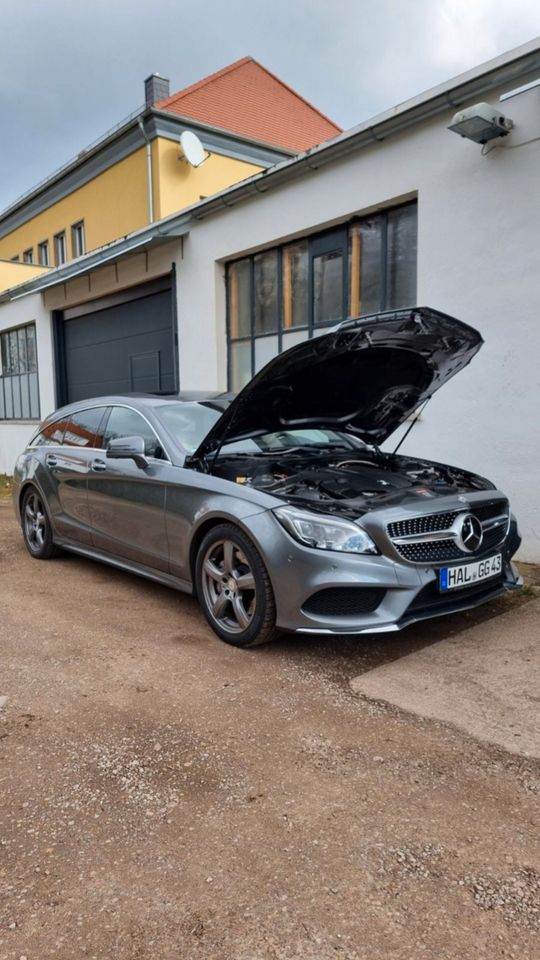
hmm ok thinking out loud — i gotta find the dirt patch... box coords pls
[1,501,539,960]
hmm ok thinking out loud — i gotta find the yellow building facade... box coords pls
[0,135,267,282]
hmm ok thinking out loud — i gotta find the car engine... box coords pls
[212,450,494,516]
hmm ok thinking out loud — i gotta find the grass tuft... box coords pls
[0,474,13,498]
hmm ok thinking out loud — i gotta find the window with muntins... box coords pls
[0,323,40,420]
[226,201,417,390]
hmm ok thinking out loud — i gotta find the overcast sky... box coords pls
[1,0,540,210]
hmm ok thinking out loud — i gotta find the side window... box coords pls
[30,419,68,447]
[103,406,165,459]
[62,407,108,449]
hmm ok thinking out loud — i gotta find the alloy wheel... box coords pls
[201,538,256,634]
[24,491,47,551]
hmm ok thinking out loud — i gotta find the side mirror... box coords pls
[106,436,148,469]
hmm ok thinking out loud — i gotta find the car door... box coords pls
[86,405,169,572]
[35,406,109,545]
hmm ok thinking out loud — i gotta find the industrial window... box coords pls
[23,248,33,264]
[0,323,40,420]
[54,231,67,266]
[38,241,49,266]
[226,201,417,390]
[71,221,85,258]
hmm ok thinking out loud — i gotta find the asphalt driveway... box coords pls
[1,498,539,960]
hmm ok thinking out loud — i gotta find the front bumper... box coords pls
[242,511,522,636]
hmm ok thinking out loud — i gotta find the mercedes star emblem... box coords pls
[455,513,483,553]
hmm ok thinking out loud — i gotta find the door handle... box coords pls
[91,459,107,472]
[46,455,58,468]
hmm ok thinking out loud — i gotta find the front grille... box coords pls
[388,499,509,564]
[388,512,457,539]
[396,540,465,563]
[302,587,385,617]
[472,500,509,522]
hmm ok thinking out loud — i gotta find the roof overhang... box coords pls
[0,218,191,303]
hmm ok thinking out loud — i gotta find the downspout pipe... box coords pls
[138,117,154,224]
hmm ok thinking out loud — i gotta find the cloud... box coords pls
[0,0,539,208]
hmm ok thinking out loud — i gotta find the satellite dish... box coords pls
[179,131,207,167]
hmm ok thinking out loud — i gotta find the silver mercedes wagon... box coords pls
[12,307,521,647]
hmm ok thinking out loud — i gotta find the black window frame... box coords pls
[226,200,417,390]
[0,322,40,421]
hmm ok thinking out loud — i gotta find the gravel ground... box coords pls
[1,498,539,960]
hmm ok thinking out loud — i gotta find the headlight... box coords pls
[273,505,377,555]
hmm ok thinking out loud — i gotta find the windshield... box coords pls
[156,402,363,455]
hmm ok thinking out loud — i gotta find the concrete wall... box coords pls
[0,293,54,474]
[175,82,540,560]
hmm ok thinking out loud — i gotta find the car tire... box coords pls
[195,522,279,648]
[21,486,59,560]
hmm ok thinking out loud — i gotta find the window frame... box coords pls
[101,404,171,462]
[71,220,86,258]
[226,200,417,391]
[23,248,33,264]
[0,322,40,422]
[37,240,49,266]
[61,405,110,450]
[54,231,67,266]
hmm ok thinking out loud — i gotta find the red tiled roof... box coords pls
[155,57,342,153]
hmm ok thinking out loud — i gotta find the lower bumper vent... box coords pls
[302,587,385,617]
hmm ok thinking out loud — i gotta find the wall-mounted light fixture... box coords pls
[448,102,513,144]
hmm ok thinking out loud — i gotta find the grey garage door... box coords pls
[58,279,177,404]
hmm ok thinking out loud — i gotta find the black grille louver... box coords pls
[302,587,385,617]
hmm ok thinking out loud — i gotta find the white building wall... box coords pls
[177,84,540,560]
[1,73,538,560]
[0,294,54,475]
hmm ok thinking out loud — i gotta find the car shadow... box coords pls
[255,590,532,684]
[48,547,531,685]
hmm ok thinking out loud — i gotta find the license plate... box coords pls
[439,554,502,591]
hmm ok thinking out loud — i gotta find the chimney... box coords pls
[145,73,170,108]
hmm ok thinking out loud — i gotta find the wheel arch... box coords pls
[189,516,236,588]
[188,511,271,591]
[18,479,52,527]
[18,479,40,516]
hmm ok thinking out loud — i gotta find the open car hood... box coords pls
[192,307,483,460]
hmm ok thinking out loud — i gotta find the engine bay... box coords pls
[210,449,493,515]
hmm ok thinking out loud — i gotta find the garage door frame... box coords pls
[52,273,178,407]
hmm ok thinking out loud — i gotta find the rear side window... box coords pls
[103,406,166,459]
[62,407,108,449]
[30,419,68,447]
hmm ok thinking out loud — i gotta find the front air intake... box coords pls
[302,587,385,617]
